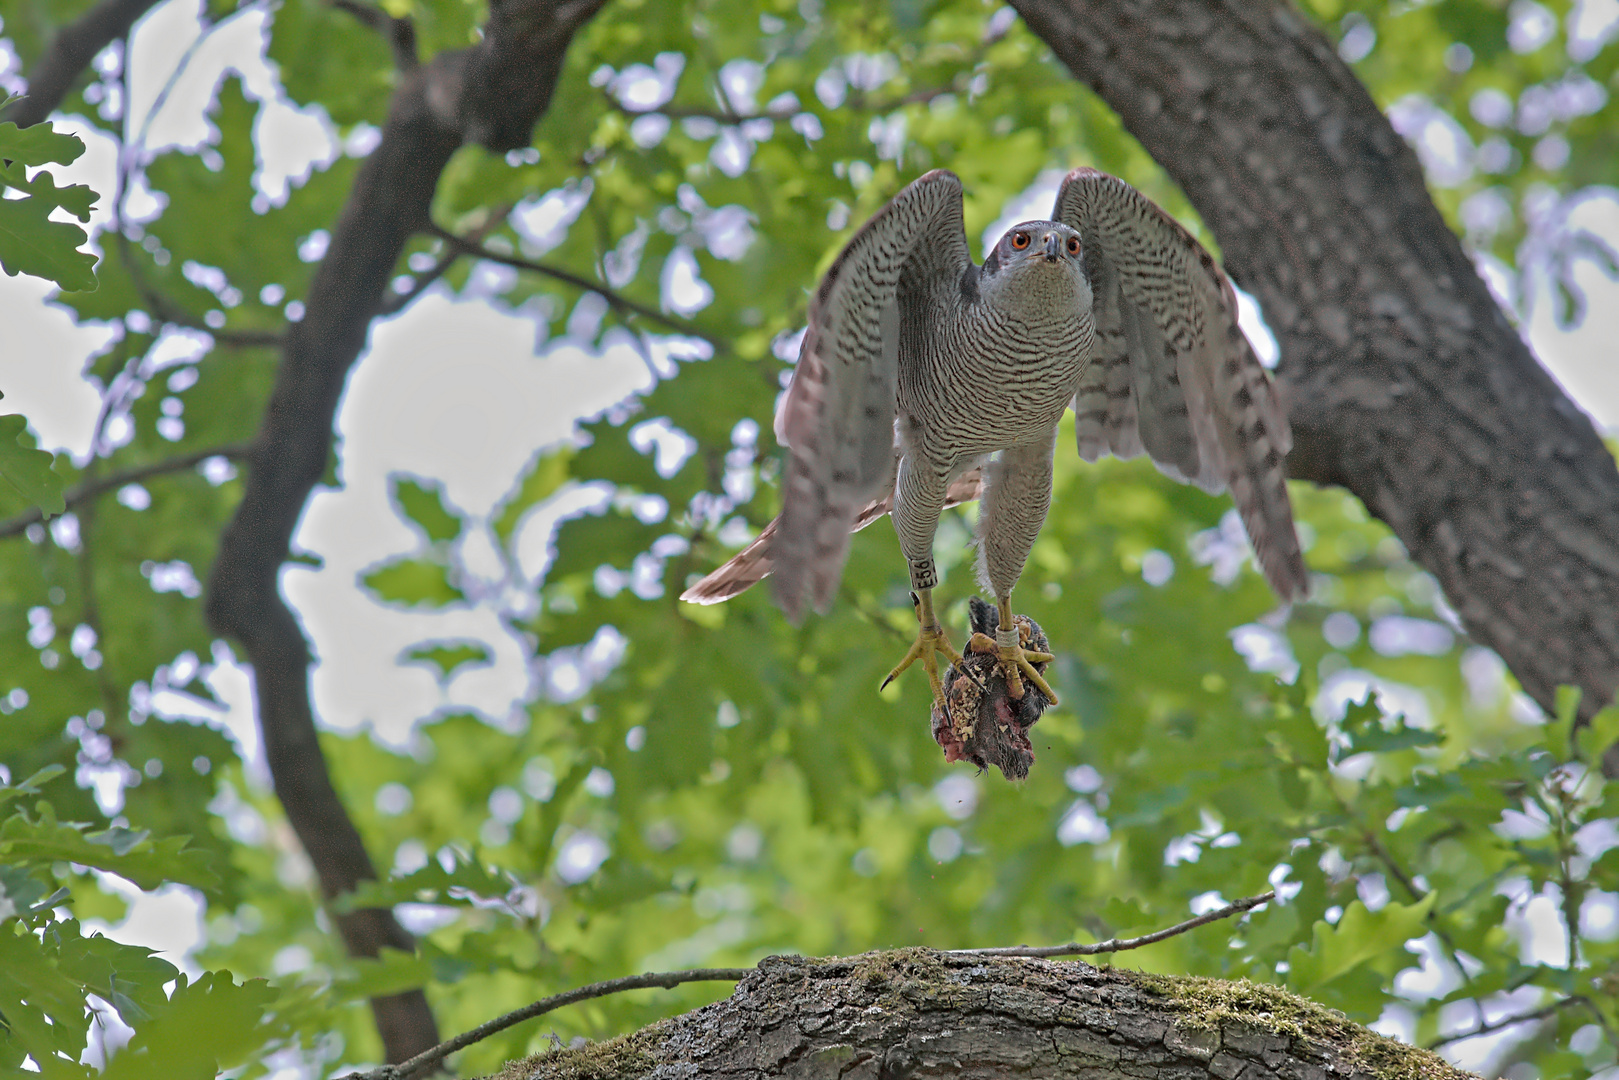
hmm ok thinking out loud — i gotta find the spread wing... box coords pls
[771,169,972,620]
[679,470,984,605]
[1053,168,1308,601]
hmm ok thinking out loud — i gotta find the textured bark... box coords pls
[501,951,1474,1079]
[1,0,161,129]
[202,0,609,1061]
[1011,0,1619,737]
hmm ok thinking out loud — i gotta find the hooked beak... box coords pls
[1042,232,1062,261]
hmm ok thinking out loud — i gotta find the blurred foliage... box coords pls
[1,0,1617,1076]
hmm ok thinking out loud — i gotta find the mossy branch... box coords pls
[340,891,1273,1079]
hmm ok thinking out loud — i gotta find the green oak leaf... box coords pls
[99,970,281,1080]
[1286,894,1436,993]
[391,473,462,543]
[360,555,465,606]
[0,120,99,291]
[0,411,66,516]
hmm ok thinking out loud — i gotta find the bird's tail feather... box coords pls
[679,471,985,607]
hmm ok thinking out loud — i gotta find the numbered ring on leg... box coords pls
[908,558,939,592]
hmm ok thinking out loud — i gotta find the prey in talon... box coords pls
[679,168,1309,778]
[934,598,1054,782]
[966,598,1056,706]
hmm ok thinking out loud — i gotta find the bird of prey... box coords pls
[682,168,1307,715]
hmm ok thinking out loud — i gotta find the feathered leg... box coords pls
[972,437,1059,705]
[880,452,960,708]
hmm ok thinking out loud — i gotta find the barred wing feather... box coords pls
[770,169,971,619]
[1054,168,1308,601]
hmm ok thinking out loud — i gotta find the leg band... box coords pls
[909,558,938,591]
[995,626,1019,651]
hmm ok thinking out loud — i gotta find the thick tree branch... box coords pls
[1010,0,1619,735]
[202,0,611,1062]
[0,442,253,540]
[0,0,160,129]
[351,890,1271,1080]
[505,952,1476,1080]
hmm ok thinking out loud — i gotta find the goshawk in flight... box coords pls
[682,168,1308,717]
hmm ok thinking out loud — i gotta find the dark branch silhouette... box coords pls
[348,968,756,1080]
[1,0,161,129]
[113,236,285,349]
[0,442,254,540]
[953,891,1274,958]
[1427,996,1603,1051]
[201,0,613,1061]
[328,0,418,71]
[1012,0,1619,746]
[430,224,714,341]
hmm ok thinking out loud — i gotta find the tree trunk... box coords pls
[200,0,609,1061]
[1011,0,1619,740]
[500,951,1474,1079]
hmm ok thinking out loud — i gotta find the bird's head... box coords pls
[981,220,1090,313]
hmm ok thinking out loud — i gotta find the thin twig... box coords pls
[951,890,1275,958]
[605,96,796,124]
[1333,788,1482,1023]
[376,245,457,316]
[104,26,283,350]
[602,68,975,126]
[71,486,124,721]
[1318,778,1485,1019]
[120,246,284,346]
[116,38,284,344]
[377,207,513,317]
[428,225,717,344]
[340,968,756,1080]
[1425,996,1591,1050]
[0,442,254,539]
[113,234,284,347]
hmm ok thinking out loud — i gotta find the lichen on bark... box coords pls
[496,950,1476,1079]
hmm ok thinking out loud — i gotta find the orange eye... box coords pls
[1066,236,1080,255]
[1011,232,1030,250]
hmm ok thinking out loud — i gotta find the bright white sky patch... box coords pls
[0,275,111,456]
[555,830,609,883]
[285,292,656,739]
[1056,799,1110,846]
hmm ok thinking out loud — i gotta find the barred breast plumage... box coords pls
[682,167,1307,691]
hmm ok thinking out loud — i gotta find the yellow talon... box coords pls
[880,590,962,709]
[994,598,1059,706]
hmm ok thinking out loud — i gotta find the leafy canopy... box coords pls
[0,0,1616,1076]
